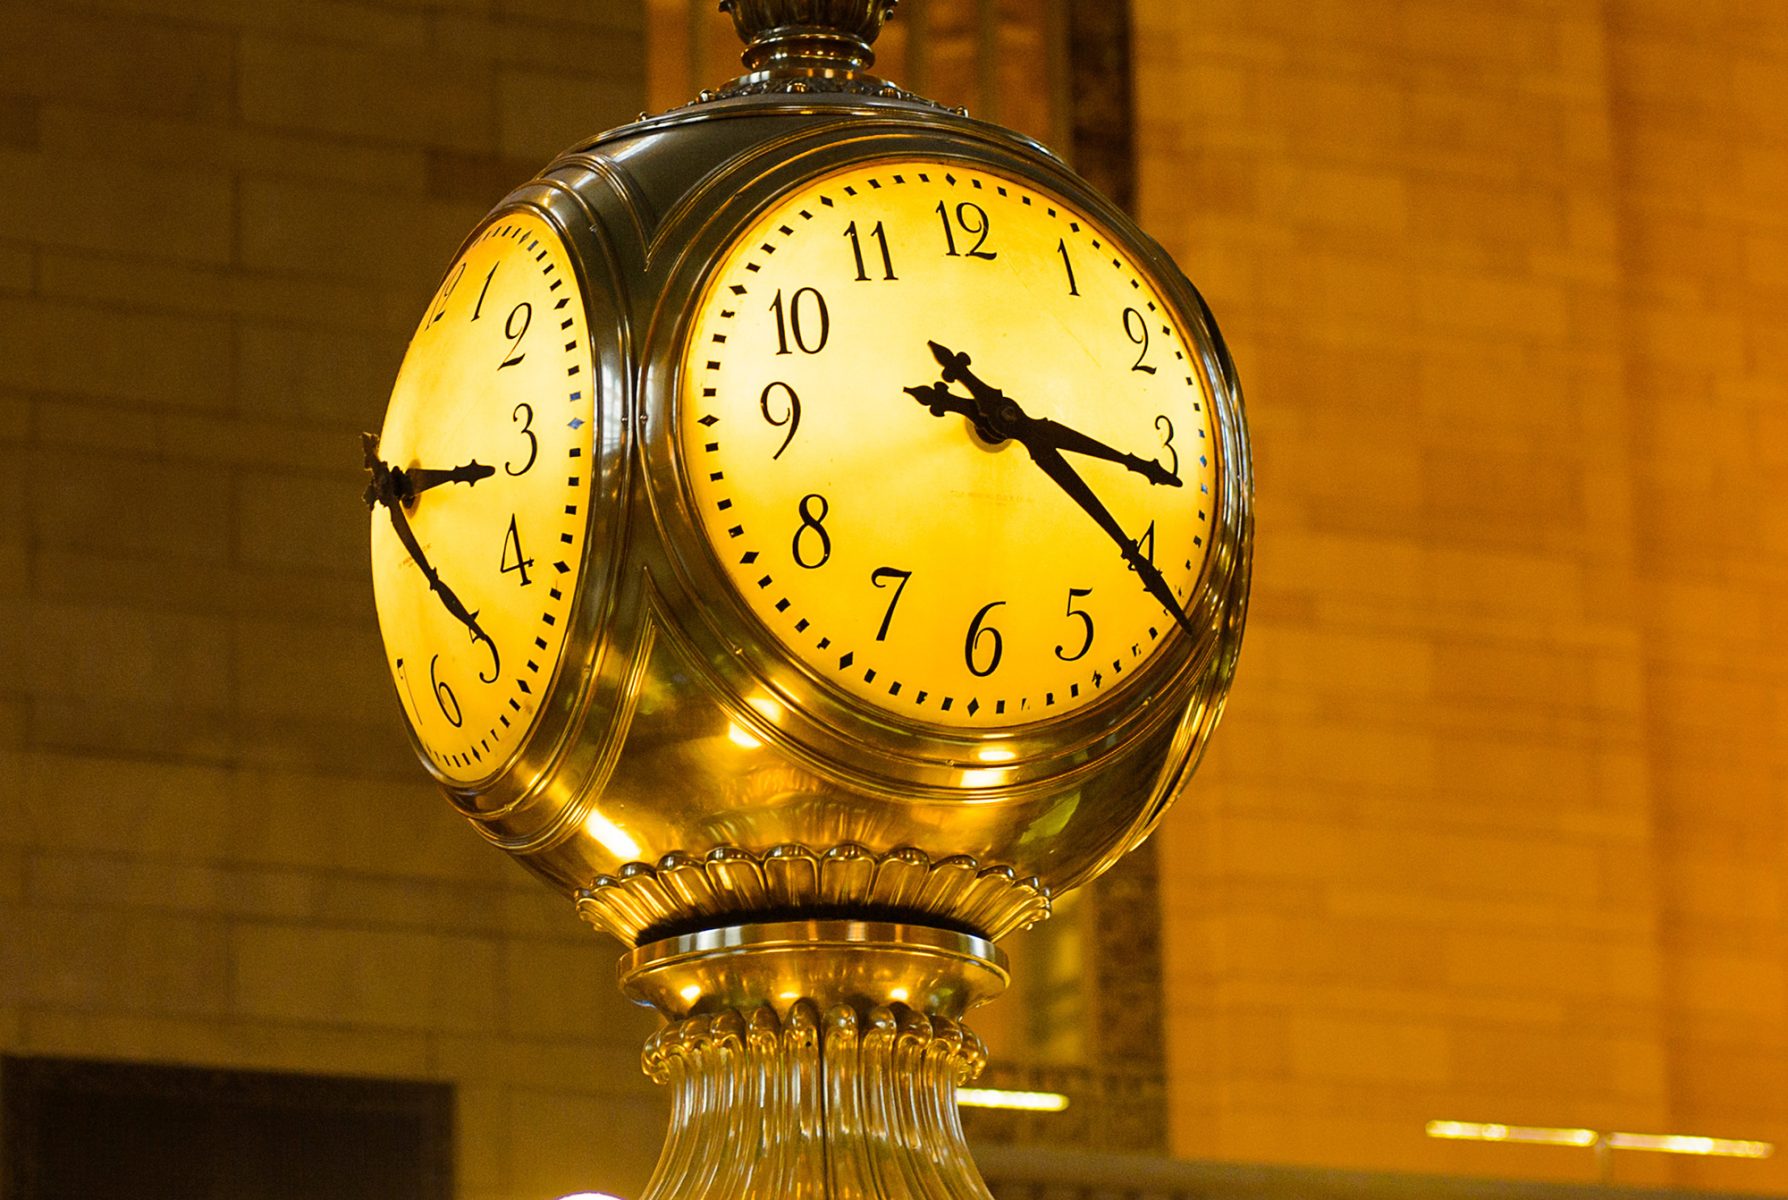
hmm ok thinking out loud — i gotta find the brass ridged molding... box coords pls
[576,844,1051,946]
[622,921,1003,1199]
[637,1002,989,1200]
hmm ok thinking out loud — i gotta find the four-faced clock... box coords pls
[368,210,594,783]
[677,158,1218,728]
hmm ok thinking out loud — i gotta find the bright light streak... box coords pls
[1426,1121,1596,1147]
[957,1088,1069,1112]
[726,723,763,749]
[678,984,702,1003]
[557,1194,626,1200]
[1427,1121,1772,1159]
[975,747,1017,763]
[582,810,642,861]
[1608,1133,1773,1159]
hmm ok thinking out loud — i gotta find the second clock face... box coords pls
[371,210,595,783]
[678,159,1220,730]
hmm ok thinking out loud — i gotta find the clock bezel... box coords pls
[373,189,635,821]
[639,122,1251,791]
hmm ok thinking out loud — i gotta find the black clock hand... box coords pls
[1021,441,1198,639]
[362,435,501,680]
[907,353,1196,636]
[925,341,1180,486]
[400,460,496,500]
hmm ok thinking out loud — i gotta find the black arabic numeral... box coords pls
[936,201,997,260]
[1155,414,1179,477]
[1130,520,1156,571]
[845,220,898,281]
[430,654,463,727]
[759,381,801,460]
[792,493,832,569]
[506,402,537,476]
[1057,238,1080,296]
[474,627,500,685]
[1055,587,1094,662]
[1124,307,1157,374]
[500,514,533,587]
[430,262,466,326]
[770,287,829,356]
[499,301,532,368]
[870,567,912,642]
[471,262,497,321]
[964,600,1007,677]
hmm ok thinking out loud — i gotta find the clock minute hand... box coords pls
[361,434,499,662]
[1022,441,1199,639]
[1020,416,1181,487]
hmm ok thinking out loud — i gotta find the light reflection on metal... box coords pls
[582,811,642,861]
[725,723,763,750]
[958,1087,1070,1113]
[1427,1121,1773,1159]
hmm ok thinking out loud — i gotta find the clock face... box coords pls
[371,210,595,783]
[677,159,1219,730]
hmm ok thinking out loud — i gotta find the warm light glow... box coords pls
[557,1193,626,1200]
[746,695,782,721]
[726,723,763,750]
[889,987,910,1003]
[679,159,1220,730]
[958,769,1006,789]
[1608,1133,1774,1159]
[582,810,642,861]
[1428,1122,1773,1160]
[678,984,702,1003]
[957,1088,1069,1112]
[1426,1121,1596,1147]
[975,747,1017,763]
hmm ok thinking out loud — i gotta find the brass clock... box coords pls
[366,4,1251,1193]
[364,2,1249,920]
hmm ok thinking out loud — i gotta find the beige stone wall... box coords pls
[0,4,663,1198]
[1138,0,1787,1192]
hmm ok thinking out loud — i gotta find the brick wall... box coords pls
[1136,0,1788,1192]
[0,4,662,1199]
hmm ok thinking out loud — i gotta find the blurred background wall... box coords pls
[1,1,1785,1198]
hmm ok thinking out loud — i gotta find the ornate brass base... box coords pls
[620,920,1008,1198]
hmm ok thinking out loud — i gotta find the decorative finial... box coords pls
[719,0,899,74]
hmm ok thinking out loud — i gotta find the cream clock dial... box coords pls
[369,211,594,782]
[679,160,1219,729]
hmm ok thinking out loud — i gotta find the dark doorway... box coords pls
[2,1057,452,1200]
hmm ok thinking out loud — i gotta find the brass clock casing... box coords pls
[371,89,1250,943]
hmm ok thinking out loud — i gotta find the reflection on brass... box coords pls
[577,843,1050,944]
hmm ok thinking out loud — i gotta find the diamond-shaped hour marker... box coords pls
[699,415,718,427]
[568,418,584,429]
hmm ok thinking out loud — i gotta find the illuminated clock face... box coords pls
[370,210,594,782]
[679,159,1219,729]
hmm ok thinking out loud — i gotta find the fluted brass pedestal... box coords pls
[619,921,1009,1199]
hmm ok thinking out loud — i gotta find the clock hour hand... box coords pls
[903,382,1004,445]
[362,435,501,679]
[924,341,1180,486]
[1022,441,1198,639]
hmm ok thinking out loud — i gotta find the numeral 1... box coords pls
[1057,238,1080,296]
